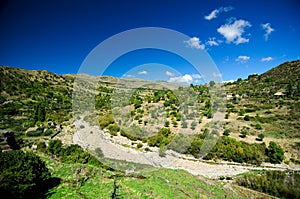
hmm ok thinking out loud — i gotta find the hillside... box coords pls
[0,61,300,198]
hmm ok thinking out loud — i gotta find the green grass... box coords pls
[34,151,255,199]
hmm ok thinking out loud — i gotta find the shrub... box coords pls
[137,143,143,148]
[107,123,120,136]
[190,121,197,130]
[223,129,230,136]
[267,141,284,164]
[0,150,51,198]
[181,121,188,128]
[164,120,170,127]
[244,115,251,121]
[240,130,248,138]
[257,133,265,141]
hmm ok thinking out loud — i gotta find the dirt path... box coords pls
[73,119,300,179]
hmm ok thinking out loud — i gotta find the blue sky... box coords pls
[0,0,299,83]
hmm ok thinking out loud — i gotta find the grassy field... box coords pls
[36,151,257,199]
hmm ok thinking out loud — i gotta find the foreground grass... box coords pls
[34,151,258,199]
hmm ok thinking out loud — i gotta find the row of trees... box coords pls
[237,170,300,198]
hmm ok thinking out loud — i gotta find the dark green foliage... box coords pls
[120,129,138,141]
[0,150,52,199]
[267,141,284,163]
[99,114,115,129]
[26,127,54,137]
[33,102,46,124]
[243,115,251,121]
[147,128,172,147]
[47,139,63,155]
[240,130,248,138]
[223,129,230,136]
[164,120,170,127]
[204,137,266,165]
[257,133,265,141]
[46,140,109,169]
[107,123,120,136]
[186,135,203,158]
[237,170,300,199]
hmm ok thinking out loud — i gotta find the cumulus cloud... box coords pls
[192,74,202,79]
[165,71,174,76]
[169,74,193,84]
[261,57,273,62]
[235,55,250,63]
[204,6,234,20]
[206,37,219,46]
[261,23,274,41]
[138,70,148,75]
[217,19,251,45]
[184,37,205,50]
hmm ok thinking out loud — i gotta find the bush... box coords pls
[47,139,63,155]
[27,127,44,137]
[244,115,251,121]
[223,129,230,136]
[107,123,120,136]
[0,150,51,198]
[237,171,300,198]
[181,121,188,128]
[240,130,248,138]
[257,133,265,141]
[267,141,284,164]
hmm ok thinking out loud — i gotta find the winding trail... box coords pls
[73,119,300,178]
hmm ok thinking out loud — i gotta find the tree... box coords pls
[223,129,230,136]
[0,150,52,198]
[164,120,170,127]
[209,80,215,87]
[267,141,284,164]
[257,133,265,141]
[240,130,248,138]
[47,139,63,155]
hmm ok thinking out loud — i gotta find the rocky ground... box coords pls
[72,118,300,179]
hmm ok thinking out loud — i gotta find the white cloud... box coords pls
[122,74,134,78]
[206,37,219,46]
[184,37,205,50]
[212,72,222,78]
[205,9,219,20]
[217,19,251,45]
[261,23,274,41]
[222,80,235,83]
[261,56,273,62]
[192,74,202,79]
[169,74,193,84]
[204,6,234,20]
[235,55,250,63]
[165,71,174,77]
[138,70,148,75]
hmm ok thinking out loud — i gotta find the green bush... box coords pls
[267,141,284,164]
[223,129,230,136]
[244,115,251,121]
[107,123,120,136]
[0,150,51,198]
[237,170,300,198]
